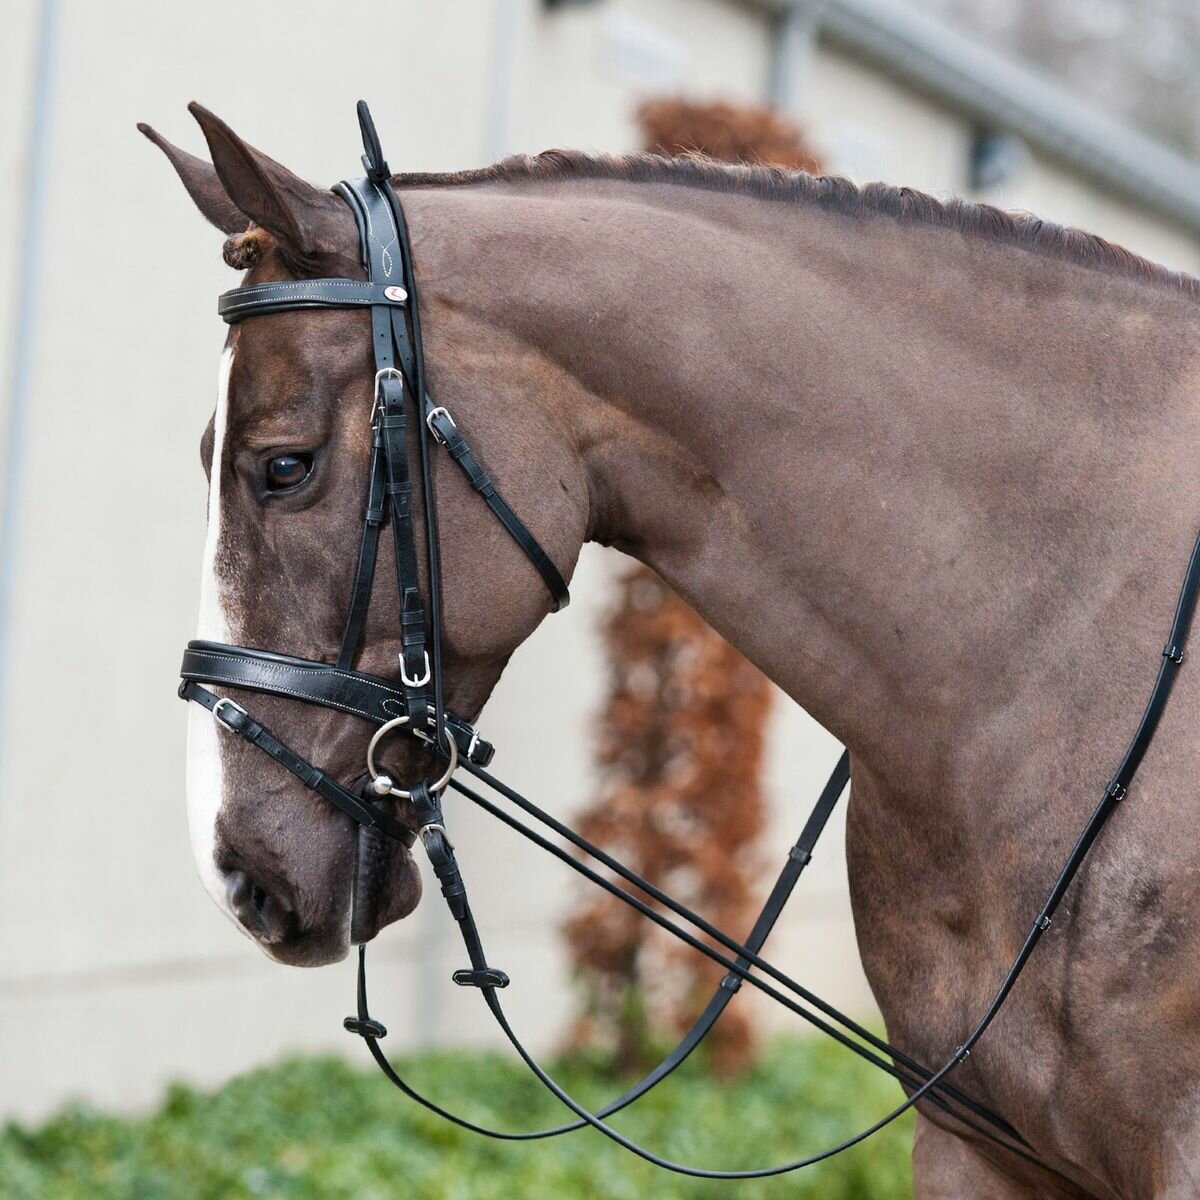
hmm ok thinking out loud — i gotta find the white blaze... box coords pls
[186,346,242,928]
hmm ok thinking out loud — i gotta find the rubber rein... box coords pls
[178,102,1200,1179]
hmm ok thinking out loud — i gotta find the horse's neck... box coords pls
[410,178,1200,1183]
[424,179,1200,790]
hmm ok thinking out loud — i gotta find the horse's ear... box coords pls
[187,102,338,273]
[137,122,247,235]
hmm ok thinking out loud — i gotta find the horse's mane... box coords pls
[393,149,1200,300]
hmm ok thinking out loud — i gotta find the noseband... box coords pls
[178,103,1200,1181]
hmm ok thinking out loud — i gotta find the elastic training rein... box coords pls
[178,104,1200,1180]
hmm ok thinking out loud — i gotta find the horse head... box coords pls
[143,105,587,965]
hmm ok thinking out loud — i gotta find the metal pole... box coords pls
[0,0,60,788]
[484,0,522,162]
[769,0,825,113]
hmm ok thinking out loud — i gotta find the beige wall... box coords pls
[1,0,1196,1123]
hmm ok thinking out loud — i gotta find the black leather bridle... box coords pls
[178,104,1200,1179]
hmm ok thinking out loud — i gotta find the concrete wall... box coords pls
[1,0,1196,1123]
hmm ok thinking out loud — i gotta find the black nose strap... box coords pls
[180,641,494,766]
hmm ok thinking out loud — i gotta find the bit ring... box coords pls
[366,715,459,798]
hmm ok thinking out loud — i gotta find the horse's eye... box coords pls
[265,453,313,492]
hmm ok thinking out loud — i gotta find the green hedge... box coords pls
[1,1037,913,1199]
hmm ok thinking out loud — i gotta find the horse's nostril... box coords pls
[226,868,252,911]
[225,868,294,945]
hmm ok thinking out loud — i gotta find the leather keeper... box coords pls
[452,967,510,989]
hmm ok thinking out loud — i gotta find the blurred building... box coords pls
[2,0,1199,1122]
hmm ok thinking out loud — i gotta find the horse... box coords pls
[142,102,1200,1197]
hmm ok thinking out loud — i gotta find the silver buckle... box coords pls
[415,706,483,764]
[212,697,248,727]
[370,367,404,421]
[400,650,432,688]
[417,822,454,850]
[426,405,455,444]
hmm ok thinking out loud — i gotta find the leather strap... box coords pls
[378,516,1200,1177]
[335,175,430,723]
[334,179,419,384]
[377,378,429,718]
[429,407,570,611]
[356,99,391,184]
[346,750,1032,1157]
[218,279,405,324]
[180,679,415,848]
[383,167,450,756]
[346,757,1054,1179]
[1103,529,1200,799]
[453,756,1029,1146]
[336,425,388,669]
[180,641,494,766]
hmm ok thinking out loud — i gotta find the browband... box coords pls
[218,279,407,323]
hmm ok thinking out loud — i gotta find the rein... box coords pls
[178,103,1200,1180]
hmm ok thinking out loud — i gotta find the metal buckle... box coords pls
[211,697,248,728]
[417,821,454,850]
[415,705,483,765]
[370,367,404,421]
[400,649,432,688]
[426,405,455,445]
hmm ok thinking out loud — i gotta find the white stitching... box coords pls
[222,296,374,313]
[222,680,372,722]
[222,284,379,313]
[184,650,405,724]
[226,280,372,297]
[365,181,398,279]
[188,676,373,722]
[185,649,401,695]
[231,279,367,291]
[185,657,474,742]
[224,296,367,307]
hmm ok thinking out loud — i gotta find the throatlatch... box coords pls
[179,102,1200,1180]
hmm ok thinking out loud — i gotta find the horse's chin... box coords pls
[252,835,421,968]
[350,826,423,945]
[260,931,352,969]
[213,815,423,969]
